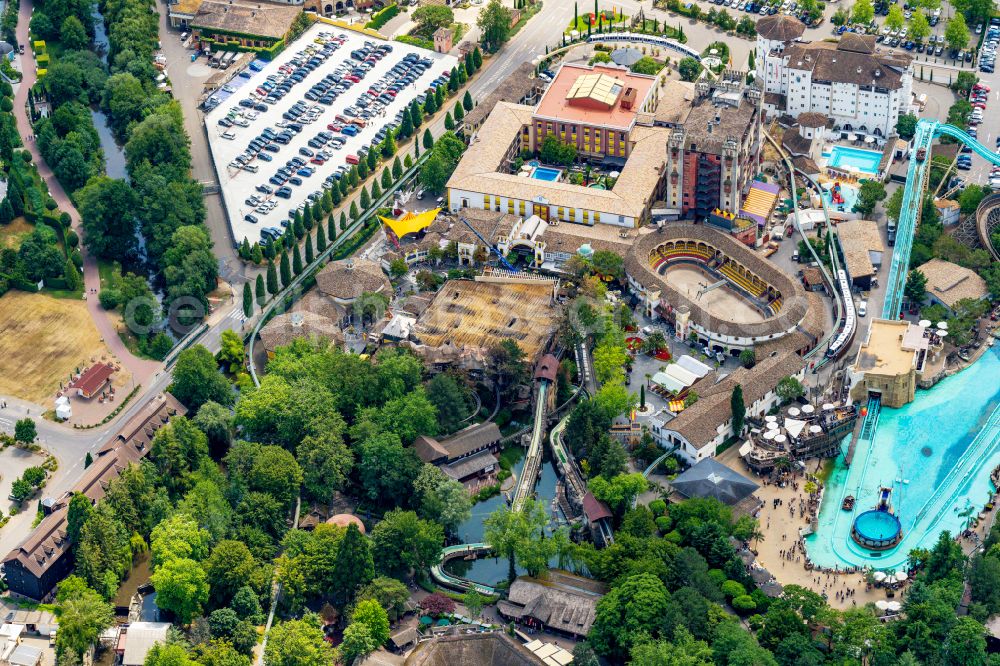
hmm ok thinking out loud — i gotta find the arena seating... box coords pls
[651,244,714,270]
[719,262,767,298]
[768,297,782,316]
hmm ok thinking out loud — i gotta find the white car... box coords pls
[858,300,868,317]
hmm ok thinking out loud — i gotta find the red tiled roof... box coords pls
[582,492,612,522]
[70,363,114,396]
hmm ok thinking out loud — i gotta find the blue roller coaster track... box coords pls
[883,120,1000,319]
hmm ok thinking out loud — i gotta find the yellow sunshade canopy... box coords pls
[379,208,441,238]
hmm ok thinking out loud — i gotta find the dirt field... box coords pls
[0,291,128,404]
[664,265,765,324]
[0,217,33,250]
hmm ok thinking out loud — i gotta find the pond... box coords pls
[445,451,566,587]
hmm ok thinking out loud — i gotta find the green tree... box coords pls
[242,282,253,317]
[371,509,444,575]
[590,573,672,659]
[731,384,746,436]
[59,15,88,49]
[776,376,804,402]
[75,176,138,262]
[151,513,211,567]
[263,615,333,666]
[54,577,115,660]
[588,473,647,518]
[412,4,454,32]
[292,244,303,276]
[152,557,210,624]
[905,269,928,306]
[255,274,266,307]
[678,57,701,82]
[885,3,905,29]
[14,418,36,444]
[444,111,455,130]
[630,56,662,75]
[279,251,291,288]
[205,540,261,609]
[851,0,874,23]
[483,499,551,582]
[853,179,886,216]
[356,432,422,505]
[945,13,970,49]
[909,11,931,41]
[478,0,512,51]
[896,113,918,140]
[344,599,390,659]
[426,373,468,434]
[171,345,234,410]
[66,493,94,552]
[331,523,375,606]
[413,464,472,533]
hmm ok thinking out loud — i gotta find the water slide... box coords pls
[811,121,1000,568]
[428,380,550,594]
[511,380,550,512]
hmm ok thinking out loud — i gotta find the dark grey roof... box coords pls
[670,458,759,505]
[611,47,643,67]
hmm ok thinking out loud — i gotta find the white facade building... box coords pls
[756,16,913,137]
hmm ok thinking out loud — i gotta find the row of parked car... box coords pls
[710,0,819,25]
[980,19,1000,73]
[955,82,991,176]
[241,50,447,242]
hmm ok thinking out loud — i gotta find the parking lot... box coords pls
[204,23,457,246]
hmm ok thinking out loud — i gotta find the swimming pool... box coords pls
[822,182,859,211]
[823,146,882,175]
[806,347,1000,570]
[531,166,562,181]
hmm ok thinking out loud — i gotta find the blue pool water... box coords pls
[823,146,882,175]
[531,166,562,181]
[822,183,859,211]
[806,347,1000,570]
[853,510,901,544]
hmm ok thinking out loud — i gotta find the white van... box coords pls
[180,31,190,41]
[221,130,236,140]
[243,164,259,173]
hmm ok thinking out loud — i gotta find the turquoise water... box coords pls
[822,183,859,211]
[824,146,882,175]
[806,347,1000,570]
[531,166,562,181]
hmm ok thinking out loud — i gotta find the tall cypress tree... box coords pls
[435,85,445,109]
[423,129,434,150]
[330,524,375,606]
[372,180,382,200]
[350,201,360,222]
[410,100,423,129]
[280,251,292,288]
[317,222,327,251]
[360,187,371,211]
[339,211,348,232]
[329,215,337,240]
[393,157,403,180]
[242,282,253,317]
[266,261,279,296]
[305,234,314,264]
[292,244,303,276]
[463,90,473,112]
[255,274,266,306]
[381,168,392,189]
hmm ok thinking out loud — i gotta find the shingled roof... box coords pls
[315,258,391,302]
[498,574,607,637]
[756,14,806,42]
[259,310,343,354]
[191,0,300,39]
[783,39,912,90]
[4,394,185,592]
[414,422,502,463]
[405,633,542,665]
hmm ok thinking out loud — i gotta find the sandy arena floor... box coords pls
[663,265,765,325]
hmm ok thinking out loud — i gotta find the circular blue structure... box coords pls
[851,510,903,550]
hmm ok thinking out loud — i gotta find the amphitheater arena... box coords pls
[625,224,815,354]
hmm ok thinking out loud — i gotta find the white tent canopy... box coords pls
[676,355,712,378]
[784,418,807,439]
[652,371,687,394]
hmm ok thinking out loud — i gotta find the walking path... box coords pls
[10,0,161,392]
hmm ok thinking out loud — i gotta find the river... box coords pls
[89,4,129,181]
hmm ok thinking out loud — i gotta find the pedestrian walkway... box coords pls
[11,0,161,388]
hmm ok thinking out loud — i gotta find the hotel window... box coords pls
[484,195,491,208]
[557,207,565,219]
[508,200,515,214]
[519,201,526,215]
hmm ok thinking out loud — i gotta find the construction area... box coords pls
[410,279,560,362]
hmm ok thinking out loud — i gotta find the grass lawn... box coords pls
[0,217,33,251]
[565,10,629,34]
[0,290,124,403]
